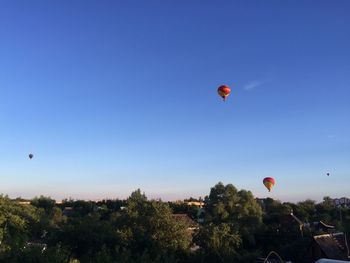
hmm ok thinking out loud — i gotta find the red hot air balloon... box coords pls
[263,177,275,192]
[217,85,231,101]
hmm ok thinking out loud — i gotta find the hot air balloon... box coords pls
[326,173,330,176]
[29,153,33,159]
[217,85,231,101]
[263,177,275,192]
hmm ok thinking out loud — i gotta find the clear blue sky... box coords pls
[0,1,349,202]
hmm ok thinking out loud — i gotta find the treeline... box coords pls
[0,182,349,263]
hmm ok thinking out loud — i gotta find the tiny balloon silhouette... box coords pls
[217,85,231,101]
[326,172,330,176]
[29,153,34,159]
[263,177,275,192]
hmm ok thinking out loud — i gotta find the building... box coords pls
[306,233,350,262]
[185,201,204,208]
[62,206,74,217]
[18,201,31,205]
[331,198,350,207]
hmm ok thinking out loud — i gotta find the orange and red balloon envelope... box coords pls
[263,177,275,192]
[217,85,231,101]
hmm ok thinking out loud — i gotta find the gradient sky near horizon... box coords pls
[0,1,349,202]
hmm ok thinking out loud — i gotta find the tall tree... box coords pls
[0,196,38,260]
[196,182,263,262]
[112,190,192,262]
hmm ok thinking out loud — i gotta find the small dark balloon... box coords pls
[29,154,33,159]
[326,173,330,176]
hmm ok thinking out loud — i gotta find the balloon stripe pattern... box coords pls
[263,177,275,192]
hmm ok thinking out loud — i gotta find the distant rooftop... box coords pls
[313,233,349,261]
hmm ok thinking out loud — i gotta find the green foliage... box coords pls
[0,195,38,258]
[12,245,70,263]
[1,185,350,262]
[195,182,263,262]
[203,183,262,248]
[57,215,118,262]
[112,189,192,261]
[294,199,317,222]
[195,222,241,262]
[30,196,55,213]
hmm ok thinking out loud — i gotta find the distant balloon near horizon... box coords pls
[263,177,275,192]
[327,172,330,176]
[29,153,34,159]
[217,85,231,101]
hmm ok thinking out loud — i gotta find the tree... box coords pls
[294,199,316,222]
[112,190,192,262]
[15,244,70,263]
[0,195,39,260]
[30,196,64,241]
[203,183,262,245]
[194,223,241,262]
[55,214,118,262]
[30,196,55,214]
[196,182,263,262]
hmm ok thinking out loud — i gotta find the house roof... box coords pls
[185,201,204,207]
[319,221,335,229]
[313,233,349,261]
